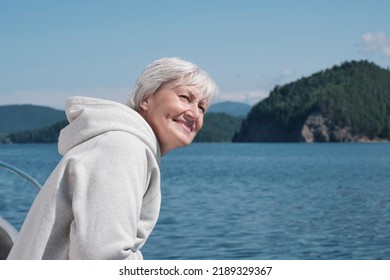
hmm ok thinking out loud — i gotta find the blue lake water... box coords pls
[1,143,390,260]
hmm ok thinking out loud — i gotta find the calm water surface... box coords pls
[1,143,389,259]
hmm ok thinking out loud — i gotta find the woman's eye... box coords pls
[180,95,190,101]
[199,105,206,113]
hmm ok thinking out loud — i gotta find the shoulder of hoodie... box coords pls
[63,130,151,167]
[88,130,150,160]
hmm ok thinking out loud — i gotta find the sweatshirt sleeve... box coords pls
[68,132,149,259]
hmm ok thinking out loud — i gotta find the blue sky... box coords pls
[1,0,389,109]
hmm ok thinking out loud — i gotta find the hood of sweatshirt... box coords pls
[58,96,161,159]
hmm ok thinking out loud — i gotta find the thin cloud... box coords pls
[274,68,296,86]
[282,68,295,79]
[245,90,270,105]
[257,68,296,90]
[359,31,390,57]
[217,89,270,106]
[217,68,296,106]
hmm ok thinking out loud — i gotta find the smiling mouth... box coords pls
[175,119,195,132]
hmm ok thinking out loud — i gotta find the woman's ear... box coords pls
[139,95,152,112]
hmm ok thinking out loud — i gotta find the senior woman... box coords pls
[7,57,218,260]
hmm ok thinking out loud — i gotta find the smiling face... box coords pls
[139,82,208,155]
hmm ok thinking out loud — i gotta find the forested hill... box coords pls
[0,105,66,134]
[233,60,390,142]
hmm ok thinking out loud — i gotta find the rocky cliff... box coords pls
[300,113,378,142]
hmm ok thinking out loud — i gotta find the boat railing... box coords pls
[0,216,18,259]
[0,160,42,259]
[0,161,42,192]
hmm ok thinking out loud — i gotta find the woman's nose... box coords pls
[186,103,201,120]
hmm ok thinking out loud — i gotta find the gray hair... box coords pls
[128,57,218,111]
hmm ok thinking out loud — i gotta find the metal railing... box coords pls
[0,160,42,259]
[0,161,42,192]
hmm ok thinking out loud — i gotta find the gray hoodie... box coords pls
[7,96,161,259]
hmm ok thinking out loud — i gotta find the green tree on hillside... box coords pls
[3,120,68,143]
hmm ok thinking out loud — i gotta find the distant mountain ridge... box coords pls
[208,101,251,117]
[1,100,247,143]
[0,105,66,135]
